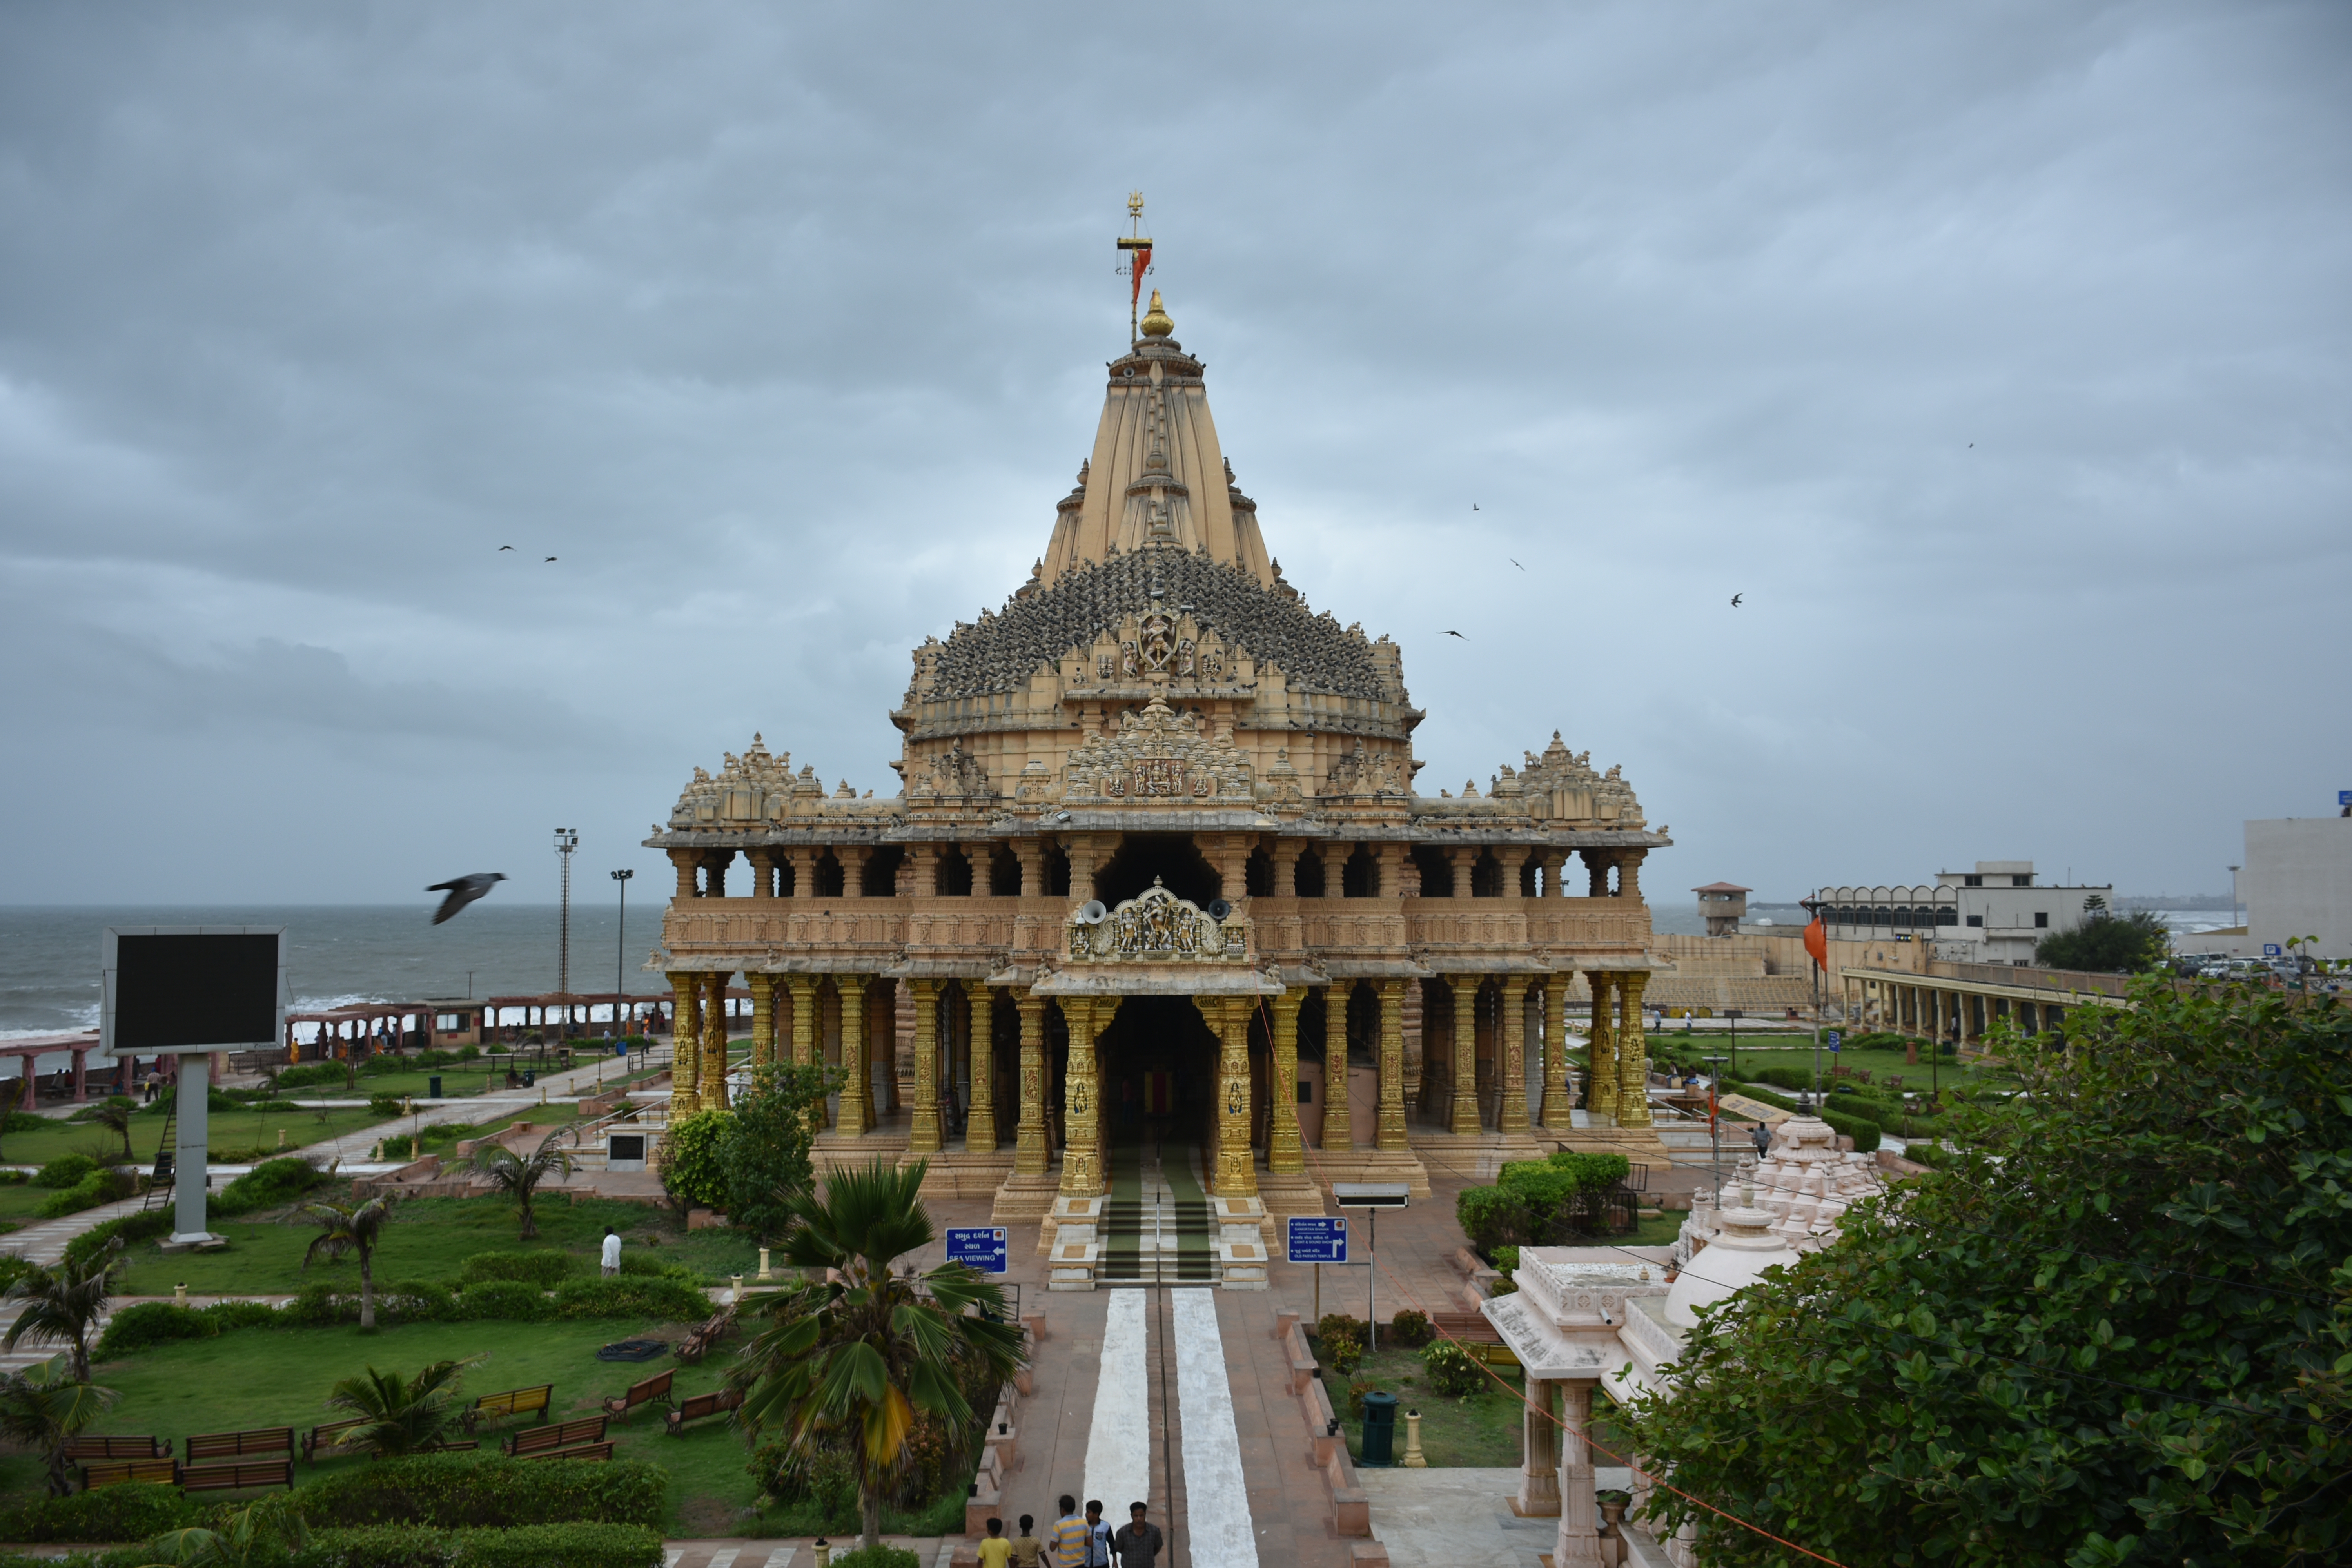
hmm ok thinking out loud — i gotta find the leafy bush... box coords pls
[1323,1329,1363,1374]
[655,1109,734,1210]
[1388,1309,1434,1348]
[826,1548,921,1568]
[0,1482,195,1542]
[34,1154,99,1189]
[294,1523,664,1568]
[615,1254,698,1282]
[1345,1377,1379,1419]
[367,1094,405,1118]
[1315,1312,1369,1343]
[38,1168,135,1218]
[753,1431,860,1514]
[276,1063,351,1090]
[460,1251,573,1287]
[1743,1065,1816,1093]
[1457,1149,1633,1250]
[452,1280,554,1323]
[1423,1340,1484,1397]
[213,1156,332,1217]
[0,1255,34,1294]
[62,1209,171,1270]
[93,1301,218,1358]
[292,1454,668,1530]
[0,1168,26,1185]
[552,1275,710,1322]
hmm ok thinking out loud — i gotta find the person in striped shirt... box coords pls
[1049,1495,1090,1566]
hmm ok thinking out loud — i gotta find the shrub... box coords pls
[368,1094,405,1118]
[213,1156,331,1217]
[1457,1149,1634,1251]
[553,1276,710,1322]
[1423,1340,1484,1397]
[1388,1309,1434,1348]
[0,1482,195,1542]
[0,1168,25,1185]
[1323,1329,1363,1375]
[292,1454,668,1530]
[62,1209,171,1270]
[460,1251,573,1287]
[826,1548,921,1568]
[93,1301,218,1358]
[1315,1313,1369,1344]
[34,1154,99,1189]
[37,1168,134,1219]
[293,1523,664,1568]
[452,1280,555,1323]
[753,1432,860,1514]
[1345,1378,1379,1419]
[654,1109,735,1210]
[615,1254,698,1282]
[0,1255,34,1294]
[276,1063,350,1090]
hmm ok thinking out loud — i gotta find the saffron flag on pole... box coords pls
[1803,911,1828,973]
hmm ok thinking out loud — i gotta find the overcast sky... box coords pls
[2,1,2345,911]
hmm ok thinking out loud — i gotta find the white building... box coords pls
[2243,816,2352,962]
[1815,861,2114,966]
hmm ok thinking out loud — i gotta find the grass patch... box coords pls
[0,1107,391,1168]
[1314,1342,1524,1468]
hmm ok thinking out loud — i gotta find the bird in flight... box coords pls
[544,556,557,563]
[426,872,506,925]
[1731,593,1744,607]
[1509,558,1525,571]
[498,544,514,552]
[1472,503,1479,511]
[1444,630,1466,639]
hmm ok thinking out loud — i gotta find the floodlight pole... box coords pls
[555,829,579,1028]
[611,869,633,1039]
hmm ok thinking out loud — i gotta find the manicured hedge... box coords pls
[0,1483,194,1543]
[93,1299,283,1359]
[212,1156,334,1217]
[296,1524,663,1568]
[1721,1079,1883,1151]
[294,1455,668,1530]
[550,1276,710,1322]
[459,1251,573,1287]
[62,1209,172,1271]
[36,1154,101,1189]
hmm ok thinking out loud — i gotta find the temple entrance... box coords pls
[1095,994,1220,1285]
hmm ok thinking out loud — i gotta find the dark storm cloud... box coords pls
[1,1,2345,904]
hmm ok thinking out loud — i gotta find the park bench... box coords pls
[303,1418,369,1463]
[182,1459,295,1494]
[80,1457,179,1490]
[463,1383,553,1432]
[523,1440,612,1463]
[664,1385,742,1436]
[186,1428,294,1463]
[602,1368,674,1421]
[65,1436,169,1461]
[674,1306,738,1365]
[506,1416,607,1457]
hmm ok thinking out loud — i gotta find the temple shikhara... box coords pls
[646,254,1671,1289]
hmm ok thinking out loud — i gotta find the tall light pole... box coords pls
[554,828,579,1029]
[611,868,633,1040]
[2228,865,2241,933]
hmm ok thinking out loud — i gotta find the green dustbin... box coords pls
[428,1075,442,1099]
[521,1070,536,1088]
[1360,1391,1399,1465]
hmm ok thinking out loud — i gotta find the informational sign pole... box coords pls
[1332,1184,1408,1351]
[1288,1216,1348,1324]
[945,1227,1009,1274]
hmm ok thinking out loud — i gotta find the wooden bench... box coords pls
[506,1416,608,1457]
[182,1459,295,1493]
[81,1457,179,1490]
[303,1417,369,1463]
[674,1307,737,1365]
[65,1436,169,1461]
[664,1385,742,1436]
[463,1383,553,1432]
[523,1440,612,1463]
[602,1368,673,1421]
[187,1428,295,1462]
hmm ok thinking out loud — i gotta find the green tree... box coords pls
[0,1077,21,1163]
[2036,909,2171,973]
[468,1131,576,1240]
[2,1240,119,1381]
[302,1197,395,1330]
[321,1359,475,1456]
[85,1097,140,1163]
[730,1158,1026,1554]
[721,1063,836,1241]
[0,1357,119,1495]
[1619,978,2352,1568]
[657,1107,737,1214]
[147,1494,310,1568]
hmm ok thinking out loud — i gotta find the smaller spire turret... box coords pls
[1139,289,1174,338]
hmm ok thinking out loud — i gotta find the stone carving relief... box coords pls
[1517,731,1644,825]
[1321,738,1410,799]
[1067,878,1247,963]
[670,733,795,826]
[1060,694,1252,806]
[906,739,992,803]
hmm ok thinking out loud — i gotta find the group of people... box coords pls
[973,1495,1164,1568]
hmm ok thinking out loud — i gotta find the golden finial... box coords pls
[1139,289,1174,338]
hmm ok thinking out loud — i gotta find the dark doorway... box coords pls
[1095,833,1221,906]
[1097,994,1220,1152]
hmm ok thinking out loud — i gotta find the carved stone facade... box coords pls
[647,289,1672,1284]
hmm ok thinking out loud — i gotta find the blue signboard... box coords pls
[1287,1216,1349,1264]
[1825,1030,1842,1051]
[2340,790,2350,806]
[945,1227,1009,1274]
[2263,944,2283,957]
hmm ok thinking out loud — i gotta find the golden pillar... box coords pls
[785,977,817,1067]
[1013,992,1049,1175]
[748,973,777,1072]
[1539,977,1572,1129]
[1269,988,1307,1174]
[1376,979,1410,1152]
[1321,985,1351,1149]
[1499,975,1531,1134]
[1446,975,1482,1135]
[835,975,870,1136]
[667,971,702,1118]
[966,986,998,1151]
[1585,971,1617,1119]
[700,971,731,1111]
[1209,996,1258,1198]
[1615,971,1653,1129]
[1057,998,1101,1198]
[908,978,943,1154]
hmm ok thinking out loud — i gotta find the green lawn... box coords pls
[113,1193,766,1296]
[2,1106,393,1169]
[296,1062,661,1103]
[1315,1343,1524,1468]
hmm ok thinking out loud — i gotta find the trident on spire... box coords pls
[1116,192,1153,346]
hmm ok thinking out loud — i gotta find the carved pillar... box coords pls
[747,849,776,898]
[1585,972,1617,1120]
[1585,848,1612,898]
[701,971,731,1110]
[668,971,702,1118]
[965,987,998,1151]
[1377,842,1416,898]
[1066,835,1107,901]
[1499,975,1530,1134]
[1057,998,1102,1198]
[702,850,732,899]
[838,846,871,898]
[1321,986,1351,1150]
[785,977,818,1067]
[1377,980,1409,1152]
[784,848,817,898]
[1269,838,1305,897]
[1269,988,1307,1174]
[1541,849,1569,898]
[1208,834,1252,903]
[1014,993,1049,1174]
[908,978,943,1154]
[1620,850,1643,902]
[1445,974,1481,1135]
[748,973,777,1071]
[1616,971,1653,1129]
[906,844,940,897]
[1443,844,1474,898]
[1555,1380,1602,1564]
[1012,837,1045,896]
[668,849,700,900]
[1519,1376,1561,1517]
[835,975,870,1136]
[1540,978,1572,1129]
[1211,997,1258,1197]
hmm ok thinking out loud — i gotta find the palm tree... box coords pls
[321,1359,474,1456]
[730,1158,1025,1553]
[469,1131,575,1240]
[148,1494,309,1568]
[302,1197,395,1329]
[90,1098,138,1164]
[0,1356,119,1495]
[2,1241,118,1381]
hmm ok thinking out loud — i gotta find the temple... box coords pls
[644,278,1672,1287]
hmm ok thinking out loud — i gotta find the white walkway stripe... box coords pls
[757,1552,793,1568]
[1172,1288,1258,1568]
[706,1552,739,1568]
[1082,1287,1153,1516]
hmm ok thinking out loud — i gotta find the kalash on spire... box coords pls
[644,201,1671,1281]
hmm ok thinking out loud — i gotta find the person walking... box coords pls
[976,1517,1014,1568]
[1082,1501,1113,1568]
[1110,1502,1163,1568]
[1007,1515,1044,1568]
[601,1228,622,1277]
[1750,1120,1773,1159]
[1049,1496,1089,1566]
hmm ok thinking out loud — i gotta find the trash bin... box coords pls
[427,1075,442,1099]
[521,1070,536,1088]
[1360,1390,1399,1466]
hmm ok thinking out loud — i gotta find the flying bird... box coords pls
[1444,630,1466,639]
[426,872,506,925]
[544,556,557,563]
[1472,503,1479,511]
[498,544,514,551]
[1509,558,1525,571]
[1731,593,1743,607]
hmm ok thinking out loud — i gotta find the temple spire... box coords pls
[1116,191,1153,346]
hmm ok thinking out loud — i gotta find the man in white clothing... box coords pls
[601,1228,622,1277]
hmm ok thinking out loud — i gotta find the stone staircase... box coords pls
[1097,1164,1216,1286]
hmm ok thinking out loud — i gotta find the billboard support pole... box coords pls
[174,1057,210,1243]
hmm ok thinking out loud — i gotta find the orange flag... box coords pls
[1804,912,1828,973]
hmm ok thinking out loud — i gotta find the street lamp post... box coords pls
[611,869,634,1040]
[1701,1054,1729,1206]
[554,829,579,1029]
[2228,865,2241,934]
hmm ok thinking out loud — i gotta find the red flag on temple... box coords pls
[1803,911,1828,973]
